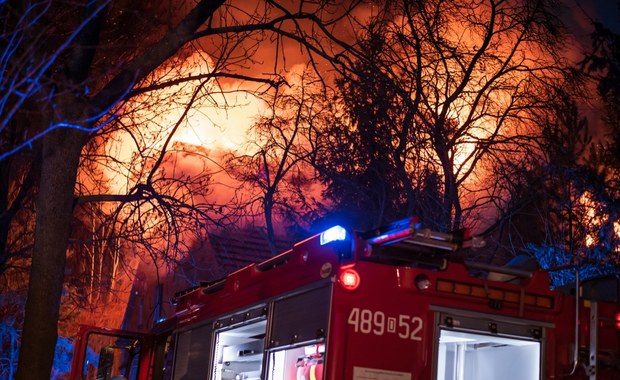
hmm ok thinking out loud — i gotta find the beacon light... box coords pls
[320,225,348,245]
[339,267,361,291]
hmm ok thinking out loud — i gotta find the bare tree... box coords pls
[318,0,567,232]
[224,68,330,251]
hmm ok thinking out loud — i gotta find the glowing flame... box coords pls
[578,192,619,255]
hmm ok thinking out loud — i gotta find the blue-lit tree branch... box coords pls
[529,242,618,287]
[0,1,50,123]
[0,75,134,162]
[0,120,109,162]
[0,0,111,148]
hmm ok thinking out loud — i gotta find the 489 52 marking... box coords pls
[347,307,423,341]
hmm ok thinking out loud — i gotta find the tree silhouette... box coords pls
[318,0,567,232]
[582,21,620,220]
[224,68,327,252]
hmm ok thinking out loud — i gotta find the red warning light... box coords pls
[615,312,620,329]
[339,268,361,291]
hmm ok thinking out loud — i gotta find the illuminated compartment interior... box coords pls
[212,320,266,380]
[266,343,324,380]
[437,329,540,380]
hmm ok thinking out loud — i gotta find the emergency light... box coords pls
[320,225,348,245]
[339,267,361,291]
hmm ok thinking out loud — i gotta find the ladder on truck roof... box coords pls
[361,217,535,281]
[361,217,469,251]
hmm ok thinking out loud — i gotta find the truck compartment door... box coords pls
[266,285,332,380]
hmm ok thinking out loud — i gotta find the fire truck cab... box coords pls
[70,218,620,380]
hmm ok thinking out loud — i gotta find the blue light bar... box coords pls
[320,225,348,245]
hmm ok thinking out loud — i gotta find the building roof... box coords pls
[208,229,292,275]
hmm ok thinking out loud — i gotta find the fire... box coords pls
[89,50,324,245]
[82,0,597,252]
[100,50,267,195]
[582,192,598,247]
[578,192,619,254]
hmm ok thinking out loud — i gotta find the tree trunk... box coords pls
[0,158,12,271]
[264,193,277,255]
[15,127,85,380]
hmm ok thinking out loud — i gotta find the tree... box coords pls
[325,24,443,229]
[317,0,567,232]
[510,17,620,285]
[224,68,327,252]
[519,89,605,285]
[5,2,229,378]
[0,1,363,378]
[582,20,620,222]
[535,18,620,280]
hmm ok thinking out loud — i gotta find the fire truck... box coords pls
[70,218,620,380]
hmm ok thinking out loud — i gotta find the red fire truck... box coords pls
[70,218,620,380]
